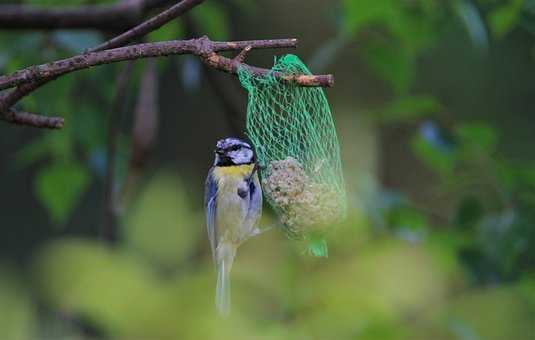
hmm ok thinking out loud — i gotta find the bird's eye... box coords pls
[229,145,240,151]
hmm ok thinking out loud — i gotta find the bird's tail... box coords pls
[216,244,236,316]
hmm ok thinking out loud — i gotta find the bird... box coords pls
[204,137,263,316]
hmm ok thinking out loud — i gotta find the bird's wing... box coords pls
[204,167,218,262]
[246,173,263,227]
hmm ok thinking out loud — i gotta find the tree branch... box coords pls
[0,0,207,100]
[0,0,335,129]
[0,0,174,30]
[199,49,334,87]
[88,0,206,52]
[0,0,205,128]
[0,108,64,129]
[233,45,252,63]
[0,37,334,94]
[0,38,291,90]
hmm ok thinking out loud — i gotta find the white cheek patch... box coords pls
[230,148,253,164]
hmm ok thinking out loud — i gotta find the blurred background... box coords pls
[1,0,534,339]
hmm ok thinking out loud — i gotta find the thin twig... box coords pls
[0,79,47,113]
[0,37,323,118]
[0,108,64,129]
[89,0,206,52]
[0,0,175,30]
[0,0,335,129]
[233,45,252,63]
[199,48,334,87]
[0,37,334,96]
[0,36,332,128]
[1,0,206,101]
[0,0,205,128]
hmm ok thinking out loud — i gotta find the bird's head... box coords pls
[214,137,254,166]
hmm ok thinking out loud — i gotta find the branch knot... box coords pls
[196,35,214,57]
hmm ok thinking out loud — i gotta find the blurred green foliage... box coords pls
[191,2,230,41]
[0,267,36,340]
[35,161,90,225]
[0,0,534,339]
[342,0,438,96]
[124,172,202,268]
[0,170,530,339]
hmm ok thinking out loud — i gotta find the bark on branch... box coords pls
[0,0,206,128]
[0,108,64,129]
[199,48,334,87]
[0,0,335,129]
[0,37,324,92]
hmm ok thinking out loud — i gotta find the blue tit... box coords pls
[204,137,263,316]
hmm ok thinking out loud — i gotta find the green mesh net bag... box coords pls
[238,54,346,257]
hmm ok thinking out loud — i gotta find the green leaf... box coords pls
[488,0,523,38]
[363,41,414,94]
[455,122,498,154]
[343,0,438,93]
[342,0,435,52]
[341,0,397,34]
[386,7,436,53]
[390,207,428,232]
[35,162,91,225]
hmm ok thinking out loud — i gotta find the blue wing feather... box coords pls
[205,167,218,262]
[246,175,262,225]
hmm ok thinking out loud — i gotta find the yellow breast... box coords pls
[212,164,254,180]
[213,163,255,244]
